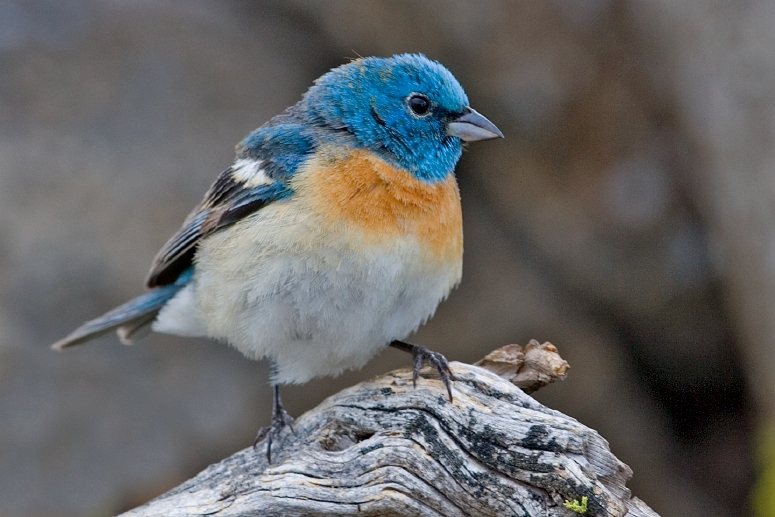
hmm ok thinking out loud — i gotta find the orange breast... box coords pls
[294,148,463,262]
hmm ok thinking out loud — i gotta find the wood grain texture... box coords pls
[121,361,660,517]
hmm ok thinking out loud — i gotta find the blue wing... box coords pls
[145,120,315,287]
[51,113,318,350]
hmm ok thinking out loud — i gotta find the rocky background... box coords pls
[1,1,773,516]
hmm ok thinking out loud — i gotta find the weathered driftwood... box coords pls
[122,345,659,517]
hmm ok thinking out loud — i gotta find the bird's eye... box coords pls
[408,94,430,116]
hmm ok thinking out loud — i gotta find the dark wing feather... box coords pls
[145,172,290,288]
[145,118,315,288]
[146,210,208,286]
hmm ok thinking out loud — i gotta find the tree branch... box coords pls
[121,345,660,517]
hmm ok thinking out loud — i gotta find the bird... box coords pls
[52,53,503,462]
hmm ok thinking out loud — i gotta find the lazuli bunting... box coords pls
[53,53,502,461]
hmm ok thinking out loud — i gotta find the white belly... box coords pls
[153,202,462,384]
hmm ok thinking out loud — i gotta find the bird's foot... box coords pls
[253,386,294,463]
[390,341,454,402]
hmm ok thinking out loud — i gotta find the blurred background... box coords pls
[1,1,773,515]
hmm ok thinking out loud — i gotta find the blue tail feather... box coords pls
[52,269,192,350]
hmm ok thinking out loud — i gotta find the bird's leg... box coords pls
[389,340,454,402]
[253,385,294,463]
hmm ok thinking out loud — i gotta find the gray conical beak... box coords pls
[446,107,504,142]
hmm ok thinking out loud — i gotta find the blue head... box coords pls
[303,54,502,182]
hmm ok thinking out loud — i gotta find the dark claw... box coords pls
[390,341,455,402]
[253,385,294,463]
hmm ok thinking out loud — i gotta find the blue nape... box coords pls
[238,123,316,179]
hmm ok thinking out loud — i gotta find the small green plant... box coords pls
[563,495,588,514]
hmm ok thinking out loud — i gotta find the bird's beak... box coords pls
[446,107,504,142]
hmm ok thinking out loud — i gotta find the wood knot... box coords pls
[475,340,569,394]
[318,422,376,452]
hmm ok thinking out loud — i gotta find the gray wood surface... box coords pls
[121,358,660,517]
